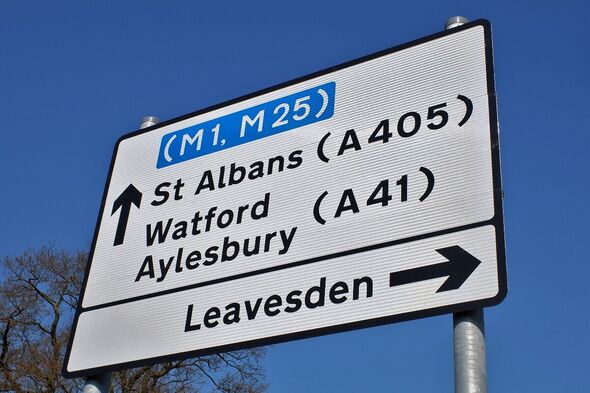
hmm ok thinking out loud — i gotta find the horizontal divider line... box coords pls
[81,219,496,313]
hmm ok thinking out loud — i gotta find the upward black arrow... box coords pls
[389,245,481,293]
[111,184,142,246]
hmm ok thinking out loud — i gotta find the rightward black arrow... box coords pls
[389,245,481,293]
[111,184,142,246]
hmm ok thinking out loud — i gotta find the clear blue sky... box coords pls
[1,1,588,391]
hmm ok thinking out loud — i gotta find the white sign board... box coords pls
[64,20,506,377]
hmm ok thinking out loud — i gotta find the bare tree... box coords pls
[0,247,266,393]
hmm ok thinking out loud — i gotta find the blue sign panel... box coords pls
[157,82,335,168]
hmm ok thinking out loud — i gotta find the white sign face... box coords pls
[64,20,506,378]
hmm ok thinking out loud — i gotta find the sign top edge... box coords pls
[112,19,491,148]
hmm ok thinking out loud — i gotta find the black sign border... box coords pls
[63,19,506,378]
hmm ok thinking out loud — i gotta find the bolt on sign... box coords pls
[64,19,506,377]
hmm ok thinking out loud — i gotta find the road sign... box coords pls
[64,19,506,378]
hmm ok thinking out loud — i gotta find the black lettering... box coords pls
[186,250,201,269]
[264,294,282,316]
[172,221,187,240]
[335,189,360,217]
[397,112,421,137]
[287,149,303,169]
[245,298,263,320]
[152,182,171,206]
[218,165,226,189]
[278,227,297,255]
[264,232,277,252]
[221,237,239,262]
[204,307,220,328]
[367,180,392,207]
[135,255,155,281]
[224,303,241,325]
[204,207,217,232]
[195,171,215,195]
[353,276,373,299]
[338,129,361,156]
[236,204,249,224]
[368,119,392,144]
[243,236,261,257]
[183,275,372,332]
[184,304,200,332]
[329,281,349,304]
[305,277,326,309]
[229,162,246,185]
[204,246,219,266]
[175,247,184,273]
[191,211,203,235]
[285,290,302,313]
[156,256,174,282]
[248,161,265,180]
[146,218,173,246]
[252,193,270,219]
[217,209,234,229]
[173,178,185,201]
[268,155,285,175]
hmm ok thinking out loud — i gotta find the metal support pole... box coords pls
[453,310,486,393]
[445,16,487,393]
[82,114,160,393]
[139,115,160,129]
[445,15,470,30]
[83,373,111,393]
